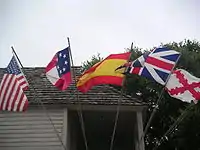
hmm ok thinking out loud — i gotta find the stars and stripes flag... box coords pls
[45,47,72,90]
[126,47,181,85]
[0,56,29,111]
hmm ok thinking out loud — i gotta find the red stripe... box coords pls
[145,56,174,71]
[79,52,131,80]
[82,61,102,75]
[77,76,123,93]
[19,81,27,87]
[0,74,28,111]
[17,75,24,80]
[0,74,9,97]
[17,74,27,83]
[5,78,18,110]
[17,75,28,90]
[0,75,11,110]
[131,67,141,75]
[0,74,14,110]
[19,81,28,89]
[22,86,28,91]
[23,100,29,111]
[55,72,72,90]
[10,85,21,111]
[106,52,131,60]
[45,54,57,72]
[17,92,25,111]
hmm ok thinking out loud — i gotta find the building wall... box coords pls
[0,106,65,150]
[0,105,145,150]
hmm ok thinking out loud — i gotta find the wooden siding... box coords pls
[0,107,65,150]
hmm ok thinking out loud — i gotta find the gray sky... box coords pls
[0,0,199,67]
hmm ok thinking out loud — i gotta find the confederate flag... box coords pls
[45,47,72,91]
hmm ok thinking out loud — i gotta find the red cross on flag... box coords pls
[166,69,200,103]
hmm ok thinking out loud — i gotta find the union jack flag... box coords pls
[126,47,181,85]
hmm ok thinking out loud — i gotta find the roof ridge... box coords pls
[0,67,145,106]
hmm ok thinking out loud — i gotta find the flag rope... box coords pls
[68,37,89,150]
[152,102,195,150]
[35,94,68,150]
[12,47,68,150]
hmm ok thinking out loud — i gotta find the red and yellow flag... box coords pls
[76,52,131,93]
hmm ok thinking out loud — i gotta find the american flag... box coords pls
[0,56,29,111]
[127,47,181,85]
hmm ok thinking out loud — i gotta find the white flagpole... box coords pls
[109,42,133,150]
[67,37,89,150]
[11,46,67,150]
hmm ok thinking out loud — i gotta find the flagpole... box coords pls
[11,46,67,150]
[11,46,29,86]
[67,37,89,150]
[109,42,133,150]
[11,46,24,68]
[139,53,182,143]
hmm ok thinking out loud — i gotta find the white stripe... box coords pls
[0,75,12,107]
[150,55,176,65]
[46,66,59,85]
[150,50,179,64]
[130,66,134,73]
[138,56,145,64]
[2,77,16,110]
[20,83,27,90]
[138,67,143,75]
[145,62,171,73]
[19,95,27,111]
[7,80,19,111]
[17,74,28,88]
[145,63,165,85]
[13,83,23,111]
[152,50,179,58]
[16,65,29,86]
[17,77,26,84]
[0,75,7,106]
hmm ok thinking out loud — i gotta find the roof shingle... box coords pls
[0,67,144,106]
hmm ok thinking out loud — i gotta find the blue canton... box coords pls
[56,47,71,77]
[6,56,21,75]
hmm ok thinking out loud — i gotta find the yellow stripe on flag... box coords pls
[77,52,131,93]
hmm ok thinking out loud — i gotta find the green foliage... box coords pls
[81,40,200,150]
[126,39,200,150]
[81,53,103,72]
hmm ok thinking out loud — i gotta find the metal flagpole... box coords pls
[11,46,67,150]
[11,46,24,68]
[138,53,182,147]
[67,37,89,150]
[11,46,29,86]
[109,42,133,150]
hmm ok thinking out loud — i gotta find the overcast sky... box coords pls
[0,0,199,67]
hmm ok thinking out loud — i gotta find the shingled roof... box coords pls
[0,67,145,106]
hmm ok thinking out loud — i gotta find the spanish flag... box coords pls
[77,52,131,93]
